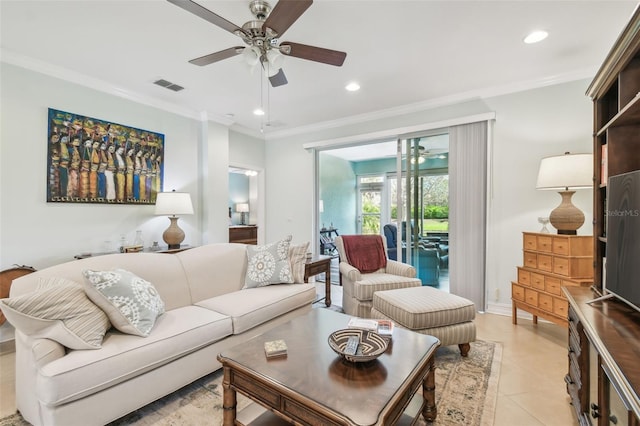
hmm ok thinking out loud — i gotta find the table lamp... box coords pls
[236,203,249,225]
[155,190,194,249]
[536,152,593,235]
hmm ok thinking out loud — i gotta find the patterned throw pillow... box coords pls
[82,269,165,337]
[244,235,294,288]
[289,242,310,283]
[0,277,110,350]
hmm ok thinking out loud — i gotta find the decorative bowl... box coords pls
[328,328,388,363]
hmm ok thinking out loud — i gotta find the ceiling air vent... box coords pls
[153,79,184,92]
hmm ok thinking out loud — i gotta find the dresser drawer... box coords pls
[545,276,562,295]
[524,288,538,306]
[539,293,553,311]
[537,235,553,253]
[530,272,545,290]
[537,254,553,272]
[512,283,525,301]
[553,297,569,318]
[523,252,537,269]
[553,257,569,276]
[523,234,537,251]
[517,268,531,286]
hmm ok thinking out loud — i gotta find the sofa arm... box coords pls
[385,260,417,278]
[339,262,361,282]
[32,338,66,369]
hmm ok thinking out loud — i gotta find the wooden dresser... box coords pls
[511,232,593,326]
[229,225,258,245]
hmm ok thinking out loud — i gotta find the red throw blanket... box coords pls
[342,235,387,273]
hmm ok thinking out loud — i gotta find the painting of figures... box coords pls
[47,108,164,204]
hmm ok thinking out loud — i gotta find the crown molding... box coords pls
[2,48,595,139]
[264,67,597,141]
[0,48,235,127]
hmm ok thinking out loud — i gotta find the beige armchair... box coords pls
[335,235,422,318]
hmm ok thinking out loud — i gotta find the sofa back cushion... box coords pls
[175,244,248,303]
[10,253,192,312]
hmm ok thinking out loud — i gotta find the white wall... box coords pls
[0,63,239,340]
[1,63,211,269]
[264,79,594,315]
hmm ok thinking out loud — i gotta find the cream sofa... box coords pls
[8,243,316,426]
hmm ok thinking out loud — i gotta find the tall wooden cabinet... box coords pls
[511,232,593,326]
[587,6,640,293]
[563,7,640,426]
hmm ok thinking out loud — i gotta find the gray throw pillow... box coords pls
[82,269,165,337]
[244,235,294,288]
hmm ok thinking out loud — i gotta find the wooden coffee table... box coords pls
[217,309,440,425]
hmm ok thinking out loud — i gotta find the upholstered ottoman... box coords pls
[371,286,476,356]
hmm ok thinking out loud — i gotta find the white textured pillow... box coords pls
[82,269,165,337]
[244,235,294,288]
[0,277,110,350]
[289,242,310,283]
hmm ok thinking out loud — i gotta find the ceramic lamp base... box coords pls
[162,216,185,249]
[549,190,584,235]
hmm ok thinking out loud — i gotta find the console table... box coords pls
[564,286,640,425]
[229,225,258,245]
[74,245,192,259]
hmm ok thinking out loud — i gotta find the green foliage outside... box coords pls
[362,194,381,235]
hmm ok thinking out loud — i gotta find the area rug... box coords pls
[0,340,500,426]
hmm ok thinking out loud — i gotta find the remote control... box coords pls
[343,336,360,355]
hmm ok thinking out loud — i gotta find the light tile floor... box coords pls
[0,284,576,425]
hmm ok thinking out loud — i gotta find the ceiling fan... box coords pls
[167,0,347,87]
[409,146,448,163]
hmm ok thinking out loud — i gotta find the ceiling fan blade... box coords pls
[189,47,244,66]
[167,0,246,36]
[262,0,313,37]
[269,69,288,87]
[280,42,346,66]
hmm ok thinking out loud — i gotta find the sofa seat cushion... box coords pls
[352,273,422,302]
[37,306,232,407]
[372,286,475,330]
[196,284,315,334]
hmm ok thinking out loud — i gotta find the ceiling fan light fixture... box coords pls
[266,49,284,69]
[253,108,265,116]
[243,46,261,67]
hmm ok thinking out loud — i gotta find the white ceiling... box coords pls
[1,0,638,143]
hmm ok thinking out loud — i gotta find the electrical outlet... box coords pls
[494,288,500,301]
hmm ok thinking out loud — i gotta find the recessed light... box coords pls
[345,82,360,92]
[253,108,265,116]
[524,30,548,44]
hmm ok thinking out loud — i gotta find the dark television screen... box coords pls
[606,170,640,312]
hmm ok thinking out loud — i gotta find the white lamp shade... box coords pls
[235,203,249,213]
[243,46,261,67]
[536,153,593,190]
[155,191,194,216]
[266,49,284,69]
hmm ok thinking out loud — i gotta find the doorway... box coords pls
[228,166,263,244]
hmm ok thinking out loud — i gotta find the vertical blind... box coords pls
[449,121,488,311]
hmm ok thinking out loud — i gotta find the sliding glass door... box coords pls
[396,133,449,289]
